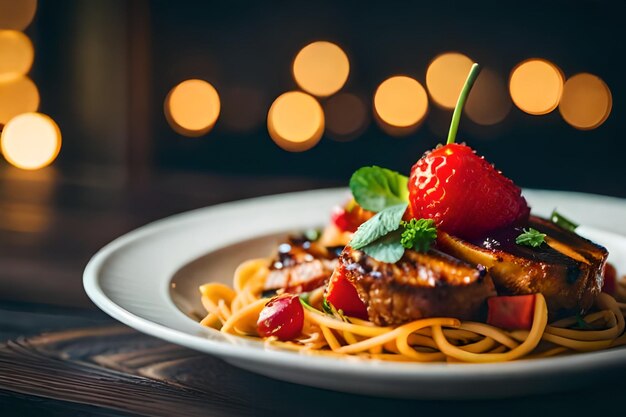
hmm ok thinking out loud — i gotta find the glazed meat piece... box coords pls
[264,237,341,293]
[339,247,496,326]
[436,216,608,314]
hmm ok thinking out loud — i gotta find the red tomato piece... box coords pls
[330,202,375,233]
[331,206,357,232]
[325,266,368,319]
[602,262,617,295]
[257,294,304,341]
[487,294,536,330]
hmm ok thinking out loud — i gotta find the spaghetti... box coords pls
[199,258,626,363]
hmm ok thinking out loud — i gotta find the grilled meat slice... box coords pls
[264,237,341,294]
[339,247,496,326]
[436,216,608,313]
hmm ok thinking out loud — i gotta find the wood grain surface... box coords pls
[1,302,626,417]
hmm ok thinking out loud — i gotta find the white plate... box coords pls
[84,188,626,399]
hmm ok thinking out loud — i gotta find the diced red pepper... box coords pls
[487,294,536,330]
[325,266,368,320]
[602,262,617,295]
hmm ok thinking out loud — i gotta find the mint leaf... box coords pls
[400,218,437,252]
[349,203,408,249]
[362,231,405,263]
[349,166,409,212]
[551,209,579,232]
[515,228,546,248]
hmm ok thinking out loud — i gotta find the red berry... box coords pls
[257,294,304,341]
[409,143,529,239]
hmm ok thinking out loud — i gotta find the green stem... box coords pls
[446,63,481,145]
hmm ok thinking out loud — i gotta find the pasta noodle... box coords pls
[199,258,626,363]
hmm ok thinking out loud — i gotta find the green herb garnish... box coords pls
[349,166,409,213]
[551,209,579,232]
[349,203,408,250]
[327,299,350,322]
[319,298,350,322]
[515,228,546,248]
[400,219,437,252]
[361,230,406,263]
[321,297,333,315]
[301,297,326,315]
[349,215,437,263]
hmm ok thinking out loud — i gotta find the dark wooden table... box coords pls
[3,300,626,417]
[1,168,625,416]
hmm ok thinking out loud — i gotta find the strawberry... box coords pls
[408,63,530,239]
[409,143,529,239]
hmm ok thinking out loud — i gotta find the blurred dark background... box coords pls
[22,0,625,193]
[1,0,624,306]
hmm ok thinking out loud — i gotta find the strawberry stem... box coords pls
[446,63,481,145]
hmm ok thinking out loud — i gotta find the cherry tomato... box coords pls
[257,294,304,341]
[487,294,536,330]
[325,266,368,319]
[602,262,617,295]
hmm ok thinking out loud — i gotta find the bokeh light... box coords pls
[165,79,221,137]
[0,75,40,125]
[426,52,473,109]
[509,59,564,115]
[559,73,612,130]
[465,68,512,125]
[293,41,350,97]
[219,86,266,133]
[267,91,324,152]
[0,30,34,81]
[323,92,369,141]
[374,76,428,131]
[0,201,52,233]
[0,0,38,31]
[1,112,61,170]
